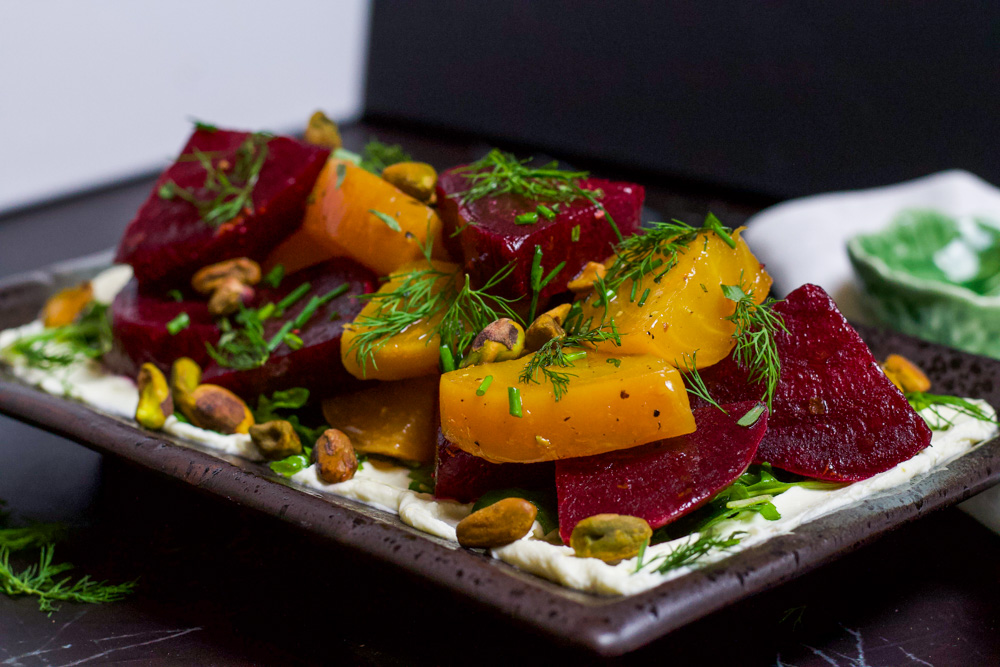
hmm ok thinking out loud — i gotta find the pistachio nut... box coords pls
[567,261,607,293]
[185,384,254,434]
[191,258,261,295]
[170,357,202,414]
[207,277,255,316]
[304,110,343,149]
[525,313,566,352]
[461,318,526,367]
[881,354,931,393]
[313,429,358,483]
[456,497,537,548]
[41,282,94,328]
[570,514,652,563]
[381,162,438,204]
[135,363,174,430]
[249,420,303,460]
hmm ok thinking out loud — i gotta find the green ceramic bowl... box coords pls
[847,209,1000,360]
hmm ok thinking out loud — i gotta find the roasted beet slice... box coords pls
[115,128,329,288]
[434,429,553,503]
[436,169,643,300]
[201,259,375,399]
[693,283,932,482]
[104,279,219,378]
[555,401,767,544]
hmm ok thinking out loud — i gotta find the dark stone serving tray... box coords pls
[2,252,999,657]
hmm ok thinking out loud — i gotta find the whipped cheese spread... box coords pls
[1,266,996,597]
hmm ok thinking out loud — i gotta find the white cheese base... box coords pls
[1,265,996,596]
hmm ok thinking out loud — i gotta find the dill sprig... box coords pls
[1,544,137,614]
[906,392,999,431]
[721,280,787,409]
[677,352,724,412]
[0,524,65,551]
[450,149,623,241]
[518,323,621,401]
[346,261,522,374]
[359,140,412,175]
[636,532,745,575]
[2,302,112,369]
[159,130,271,228]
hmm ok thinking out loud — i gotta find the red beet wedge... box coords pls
[693,283,932,482]
[555,401,767,544]
[115,128,329,288]
[434,429,553,503]
[201,259,375,399]
[105,280,219,378]
[436,168,643,300]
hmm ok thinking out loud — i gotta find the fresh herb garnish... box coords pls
[166,312,190,335]
[2,302,112,369]
[254,388,331,449]
[264,264,285,288]
[269,447,312,478]
[737,403,767,427]
[370,209,402,232]
[677,352,725,412]
[158,130,271,228]
[205,305,269,370]
[346,261,521,374]
[721,279,787,409]
[476,375,494,395]
[508,386,523,418]
[636,532,745,575]
[906,392,999,431]
[450,149,622,241]
[167,289,184,302]
[519,323,621,401]
[359,140,411,175]
[407,465,435,494]
[527,246,566,323]
[0,513,135,614]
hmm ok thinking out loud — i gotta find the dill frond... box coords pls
[721,280,787,409]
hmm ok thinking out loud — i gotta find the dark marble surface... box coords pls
[1,121,999,665]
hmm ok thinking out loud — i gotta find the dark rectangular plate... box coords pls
[2,252,1000,657]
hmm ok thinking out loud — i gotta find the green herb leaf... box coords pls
[360,140,411,175]
[166,312,190,335]
[2,302,112,369]
[722,278,787,409]
[264,264,285,288]
[193,119,218,133]
[335,162,347,189]
[370,209,402,232]
[269,450,311,478]
[907,392,999,430]
[737,403,766,427]
[167,289,184,302]
[407,465,435,493]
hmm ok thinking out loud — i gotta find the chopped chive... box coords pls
[539,261,566,289]
[606,358,622,368]
[537,204,556,220]
[570,224,581,242]
[264,264,285,288]
[530,246,544,291]
[268,321,295,351]
[440,345,456,373]
[515,212,539,225]
[563,350,587,363]
[476,375,494,396]
[630,280,638,302]
[638,288,651,307]
[167,289,184,302]
[256,303,275,321]
[166,312,190,335]
[319,283,350,303]
[293,296,322,329]
[737,403,766,427]
[370,209,402,231]
[284,333,304,350]
[335,162,347,189]
[276,282,311,313]
[704,212,736,248]
[508,386,523,418]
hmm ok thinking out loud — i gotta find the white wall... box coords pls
[0,1,371,213]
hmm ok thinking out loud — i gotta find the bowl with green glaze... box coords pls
[847,209,1000,359]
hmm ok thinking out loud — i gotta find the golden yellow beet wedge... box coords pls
[341,260,460,380]
[440,352,695,463]
[265,158,450,276]
[581,228,771,368]
[322,376,438,464]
